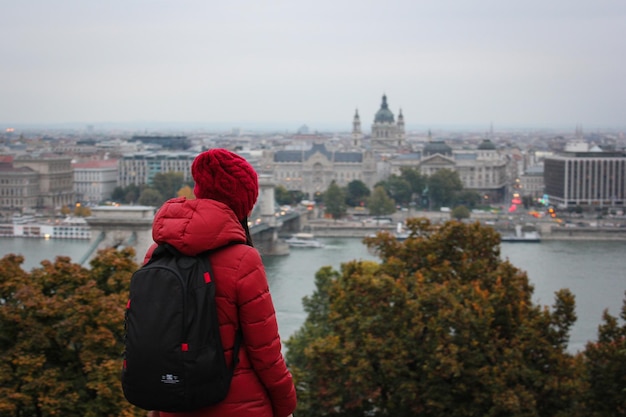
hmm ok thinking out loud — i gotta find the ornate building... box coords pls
[389,138,509,203]
[354,94,405,150]
[0,155,75,215]
[261,143,376,199]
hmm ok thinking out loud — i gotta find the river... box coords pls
[1,237,625,353]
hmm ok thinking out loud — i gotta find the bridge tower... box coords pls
[258,174,278,226]
[253,175,289,255]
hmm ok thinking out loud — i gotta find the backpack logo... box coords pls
[161,374,180,385]
[121,244,241,412]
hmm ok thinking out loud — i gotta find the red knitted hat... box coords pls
[191,149,259,220]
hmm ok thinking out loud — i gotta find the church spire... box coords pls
[352,108,362,147]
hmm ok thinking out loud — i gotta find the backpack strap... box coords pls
[148,243,181,262]
[152,241,245,371]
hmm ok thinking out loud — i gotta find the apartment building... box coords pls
[73,159,119,203]
[118,151,196,187]
[519,165,545,198]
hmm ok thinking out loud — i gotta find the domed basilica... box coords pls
[352,94,405,150]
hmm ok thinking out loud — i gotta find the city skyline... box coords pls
[2,0,626,131]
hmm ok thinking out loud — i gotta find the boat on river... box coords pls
[284,233,325,248]
[0,216,91,240]
[501,225,541,243]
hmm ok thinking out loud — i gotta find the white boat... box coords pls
[395,222,409,241]
[284,233,325,248]
[501,225,541,243]
[0,216,91,240]
[367,222,410,241]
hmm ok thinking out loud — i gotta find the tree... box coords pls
[450,204,470,220]
[367,185,396,217]
[400,167,427,200]
[151,172,185,201]
[74,203,92,217]
[177,185,195,199]
[385,175,412,207]
[428,169,463,208]
[286,218,584,417]
[111,184,141,204]
[0,248,145,416]
[275,188,306,206]
[137,188,164,207]
[455,190,482,209]
[323,181,347,220]
[111,186,125,202]
[582,295,626,416]
[275,185,293,206]
[345,180,370,208]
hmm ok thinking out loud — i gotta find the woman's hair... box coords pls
[240,218,254,247]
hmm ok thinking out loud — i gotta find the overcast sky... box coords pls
[2,0,625,131]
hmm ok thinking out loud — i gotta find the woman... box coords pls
[144,149,296,417]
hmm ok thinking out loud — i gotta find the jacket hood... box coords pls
[151,197,248,256]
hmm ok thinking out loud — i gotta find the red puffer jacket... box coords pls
[144,197,297,417]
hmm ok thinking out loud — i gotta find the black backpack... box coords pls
[122,244,241,412]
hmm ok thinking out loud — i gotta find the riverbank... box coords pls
[299,213,626,241]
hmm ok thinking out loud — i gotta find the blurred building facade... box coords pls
[0,155,75,216]
[544,143,626,209]
[73,159,119,204]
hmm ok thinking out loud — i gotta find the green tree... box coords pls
[286,218,584,417]
[275,185,293,206]
[0,249,144,417]
[455,190,482,209]
[345,180,370,208]
[137,188,164,207]
[385,175,412,207]
[428,169,463,208]
[111,184,141,204]
[582,295,626,416]
[125,186,141,204]
[323,181,347,220]
[151,172,185,201]
[367,185,396,217]
[450,204,470,220]
[274,186,305,206]
[399,167,427,199]
[289,190,306,205]
[111,186,125,202]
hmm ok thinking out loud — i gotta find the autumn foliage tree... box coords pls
[0,248,145,417]
[582,296,626,416]
[286,218,585,417]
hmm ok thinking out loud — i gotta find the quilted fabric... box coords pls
[145,197,297,417]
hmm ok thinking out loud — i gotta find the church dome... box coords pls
[423,141,452,156]
[374,95,395,123]
[478,139,496,150]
